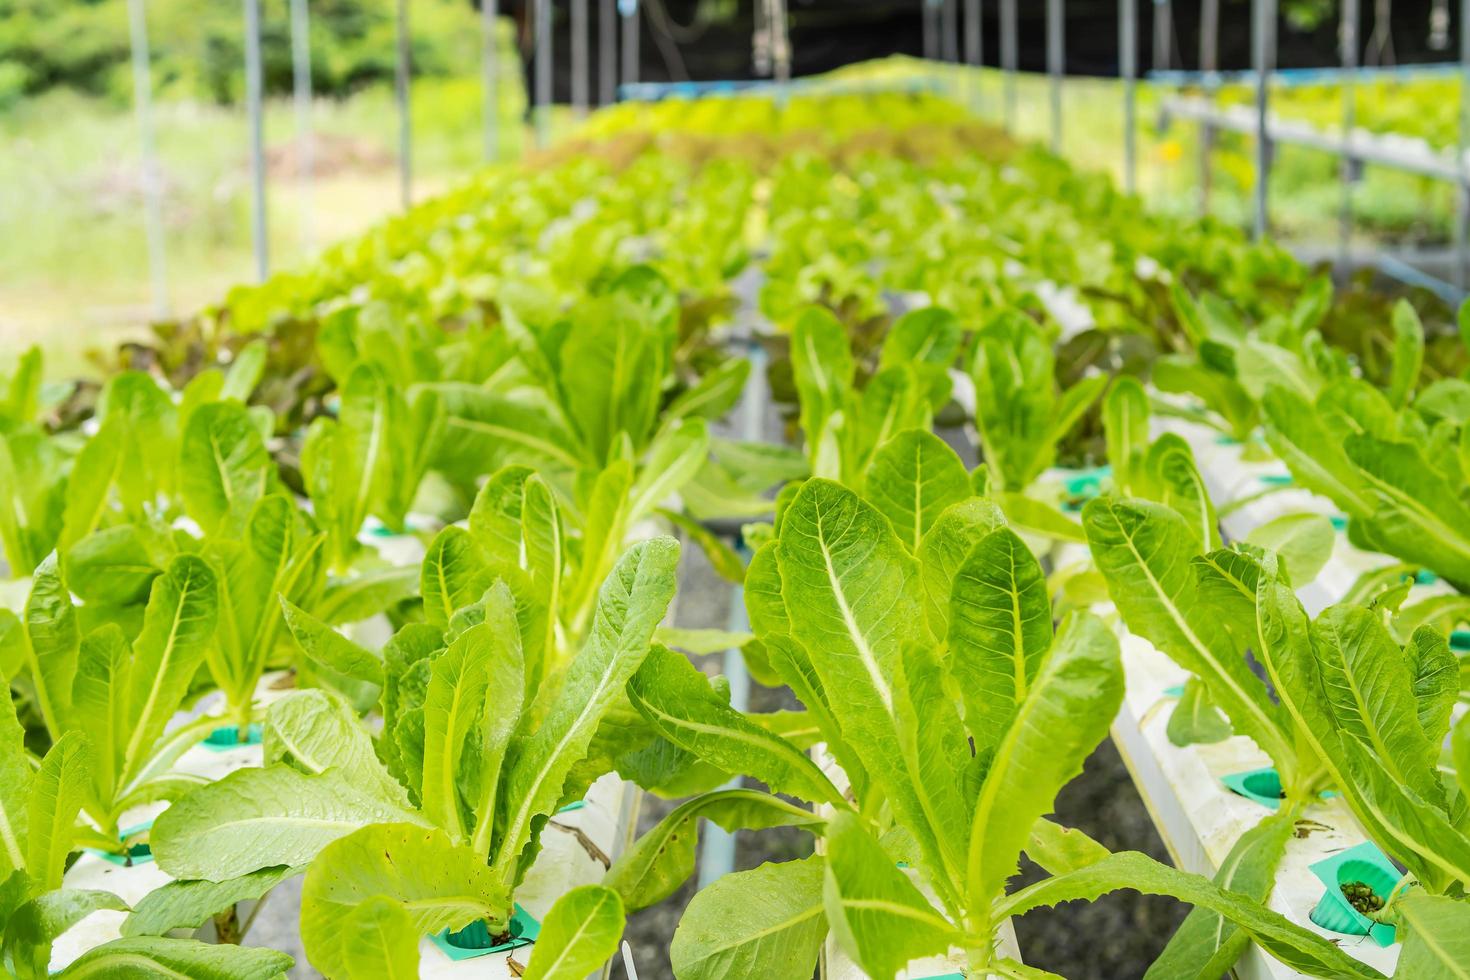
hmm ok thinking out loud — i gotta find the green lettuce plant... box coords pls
[11,553,227,852]
[788,303,959,486]
[1084,476,1470,976]
[147,536,679,976]
[969,309,1107,492]
[604,464,1373,979]
[0,682,295,979]
[1262,306,1470,590]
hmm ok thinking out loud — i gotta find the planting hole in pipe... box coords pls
[89,820,155,867]
[1060,465,1111,513]
[202,722,264,751]
[430,904,540,960]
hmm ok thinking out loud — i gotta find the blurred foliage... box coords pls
[0,0,480,109]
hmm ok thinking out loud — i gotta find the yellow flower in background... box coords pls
[1157,139,1184,164]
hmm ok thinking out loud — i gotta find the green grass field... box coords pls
[0,19,567,372]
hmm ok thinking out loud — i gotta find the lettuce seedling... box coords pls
[788,303,959,486]
[13,554,228,850]
[970,310,1107,492]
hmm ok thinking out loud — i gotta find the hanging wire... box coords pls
[1366,0,1395,66]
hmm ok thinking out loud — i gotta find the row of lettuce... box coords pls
[0,89,1464,978]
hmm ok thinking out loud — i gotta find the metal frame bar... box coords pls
[1163,96,1468,182]
[1252,0,1276,241]
[923,0,937,61]
[534,0,553,146]
[1340,0,1360,276]
[600,0,617,103]
[396,0,413,208]
[1153,0,1172,72]
[290,0,313,253]
[621,0,640,88]
[1122,0,1138,194]
[1199,0,1219,214]
[770,0,791,84]
[943,0,960,64]
[483,0,500,160]
[1047,0,1063,153]
[244,0,268,281]
[1458,0,1470,289]
[573,0,589,115]
[1000,0,1016,129]
[753,0,770,75]
[964,0,982,111]
[126,0,169,316]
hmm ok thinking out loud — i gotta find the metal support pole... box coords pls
[483,0,500,159]
[1047,0,1063,153]
[534,0,552,146]
[770,0,791,83]
[1199,0,1219,215]
[1455,0,1470,285]
[572,0,589,115]
[1000,0,1017,129]
[1252,0,1275,241]
[964,0,982,111]
[395,0,412,208]
[923,0,938,60]
[1339,0,1360,276]
[244,0,268,282]
[126,0,169,317]
[1153,0,1172,71]
[695,340,765,891]
[290,0,313,254]
[753,0,770,75]
[620,0,639,88]
[600,0,617,104]
[1122,0,1137,194]
[943,0,960,63]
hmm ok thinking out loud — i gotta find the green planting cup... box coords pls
[1221,767,1288,809]
[430,904,540,960]
[202,722,264,751]
[1221,767,1336,810]
[1061,465,1111,513]
[88,819,155,867]
[1308,842,1404,947]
